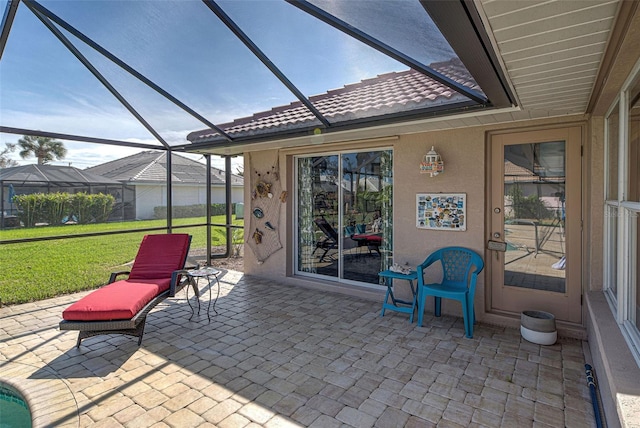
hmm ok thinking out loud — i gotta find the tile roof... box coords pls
[188,58,481,143]
[504,161,563,183]
[85,151,244,185]
[0,164,120,185]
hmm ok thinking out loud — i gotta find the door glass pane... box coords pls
[629,79,640,202]
[503,142,566,293]
[607,103,619,200]
[298,155,339,278]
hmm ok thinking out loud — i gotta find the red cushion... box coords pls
[353,234,382,244]
[62,279,169,321]
[129,234,190,280]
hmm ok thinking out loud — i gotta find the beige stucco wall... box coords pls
[242,116,589,331]
[585,116,605,293]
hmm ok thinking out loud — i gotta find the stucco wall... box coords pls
[242,119,584,325]
[389,129,487,318]
[585,117,605,293]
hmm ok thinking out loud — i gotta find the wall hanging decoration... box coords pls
[255,181,272,198]
[247,153,284,263]
[416,193,466,231]
[252,207,264,218]
[419,146,444,177]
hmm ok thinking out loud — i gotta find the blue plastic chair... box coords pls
[417,247,484,338]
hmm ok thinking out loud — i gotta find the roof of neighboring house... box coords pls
[188,58,481,144]
[85,151,244,186]
[504,161,563,183]
[0,164,121,185]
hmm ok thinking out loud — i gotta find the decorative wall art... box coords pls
[247,153,284,263]
[416,193,466,231]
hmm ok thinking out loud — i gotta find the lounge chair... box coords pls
[312,217,339,261]
[59,233,192,347]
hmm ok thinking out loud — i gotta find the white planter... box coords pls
[521,310,557,345]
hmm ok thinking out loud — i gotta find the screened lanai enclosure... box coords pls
[0,0,513,266]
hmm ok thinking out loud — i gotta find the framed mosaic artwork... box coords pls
[416,193,466,231]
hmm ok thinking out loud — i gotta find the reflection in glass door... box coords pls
[503,141,567,293]
[296,150,393,286]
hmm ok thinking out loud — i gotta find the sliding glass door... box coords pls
[296,149,393,286]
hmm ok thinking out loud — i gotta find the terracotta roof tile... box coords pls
[188,58,481,143]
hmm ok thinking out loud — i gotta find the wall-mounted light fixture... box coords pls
[420,146,444,177]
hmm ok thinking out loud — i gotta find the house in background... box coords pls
[0,164,126,226]
[85,151,244,220]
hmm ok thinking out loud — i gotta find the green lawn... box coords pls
[0,216,243,305]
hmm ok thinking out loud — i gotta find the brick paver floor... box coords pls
[0,270,596,427]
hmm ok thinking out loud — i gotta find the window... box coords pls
[604,102,620,304]
[295,149,392,286]
[629,77,640,202]
[625,73,640,354]
[605,58,640,365]
[607,102,620,200]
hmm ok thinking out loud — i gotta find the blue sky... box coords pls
[0,0,454,170]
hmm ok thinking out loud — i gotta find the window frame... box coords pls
[605,56,640,367]
[604,98,621,309]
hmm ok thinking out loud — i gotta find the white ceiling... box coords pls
[476,0,620,116]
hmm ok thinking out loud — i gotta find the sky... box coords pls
[0,0,455,171]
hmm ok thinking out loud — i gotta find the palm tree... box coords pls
[17,135,67,165]
[0,143,18,168]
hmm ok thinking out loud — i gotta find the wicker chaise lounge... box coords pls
[59,233,192,348]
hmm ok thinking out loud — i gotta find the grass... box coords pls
[0,216,243,305]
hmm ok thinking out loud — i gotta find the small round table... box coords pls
[186,267,221,322]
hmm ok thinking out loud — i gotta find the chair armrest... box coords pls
[416,256,438,273]
[170,269,193,297]
[109,271,131,284]
[416,254,440,286]
[468,270,481,298]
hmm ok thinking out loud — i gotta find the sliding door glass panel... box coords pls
[297,150,392,285]
[298,155,339,277]
[342,151,392,284]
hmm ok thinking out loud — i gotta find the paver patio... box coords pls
[0,270,596,427]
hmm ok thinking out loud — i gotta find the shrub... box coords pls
[13,192,115,227]
[154,203,236,219]
[71,193,115,224]
[507,186,553,220]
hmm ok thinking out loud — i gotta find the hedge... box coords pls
[153,203,237,219]
[13,192,115,227]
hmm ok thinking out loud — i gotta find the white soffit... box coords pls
[477,0,620,116]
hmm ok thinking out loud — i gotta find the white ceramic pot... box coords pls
[521,310,557,345]
[520,325,557,345]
